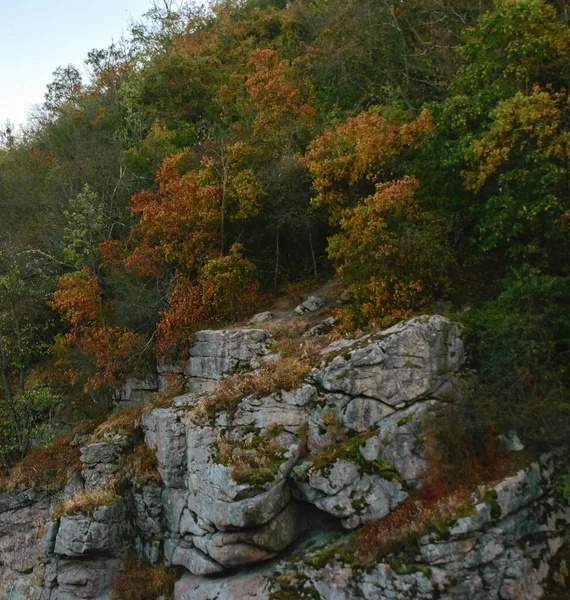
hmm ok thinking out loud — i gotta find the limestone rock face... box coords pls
[80,440,128,490]
[295,460,408,529]
[0,489,51,600]
[2,315,568,600]
[48,558,123,600]
[185,328,273,391]
[142,407,187,488]
[135,315,468,577]
[54,502,127,557]
[113,373,159,405]
[174,458,570,600]
[312,315,464,407]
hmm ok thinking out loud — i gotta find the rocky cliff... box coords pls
[0,314,568,599]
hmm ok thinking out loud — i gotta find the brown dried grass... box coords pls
[52,483,121,520]
[111,556,178,600]
[89,404,146,442]
[197,323,329,419]
[354,451,522,566]
[0,434,81,493]
[354,488,472,566]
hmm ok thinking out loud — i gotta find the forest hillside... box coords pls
[0,1,570,598]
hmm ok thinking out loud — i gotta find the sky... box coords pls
[0,0,154,128]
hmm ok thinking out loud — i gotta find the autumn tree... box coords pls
[306,108,450,324]
[108,146,261,361]
[422,0,570,446]
[50,267,146,393]
[156,244,259,358]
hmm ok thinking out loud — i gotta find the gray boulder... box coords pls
[312,315,464,408]
[54,502,127,558]
[186,328,273,392]
[295,460,408,529]
[295,296,325,315]
[248,312,275,325]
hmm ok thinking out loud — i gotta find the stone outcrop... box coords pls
[175,454,570,600]
[138,316,468,577]
[295,295,325,315]
[0,489,51,600]
[0,315,568,600]
[80,436,130,490]
[185,328,273,392]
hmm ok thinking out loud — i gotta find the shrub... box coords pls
[0,383,63,467]
[0,433,80,492]
[156,244,259,360]
[111,557,178,600]
[467,266,570,446]
[306,108,452,326]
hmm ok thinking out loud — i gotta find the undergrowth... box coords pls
[354,452,523,566]
[111,556,178,600]
[52,483,121,520]
[0,431,83,493]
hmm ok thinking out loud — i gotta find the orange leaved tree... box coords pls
[50,267,146,392]
[306,108,453,325]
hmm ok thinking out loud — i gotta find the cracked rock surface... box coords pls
[0,316,568,600]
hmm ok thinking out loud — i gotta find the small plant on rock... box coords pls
[111,556,178,600]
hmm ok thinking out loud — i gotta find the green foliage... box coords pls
[2,0,570,464]
[0,384,62,467]
[561,475,570,500]
[467,266,570,445]
[454,0,570,112]
[63,184,107,270]
[200,243,259,318]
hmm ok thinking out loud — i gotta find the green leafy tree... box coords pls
[63,184,107,270]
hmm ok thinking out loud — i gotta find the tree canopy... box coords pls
[1,0,570,457]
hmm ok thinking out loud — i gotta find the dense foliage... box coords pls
[1,0,570,459]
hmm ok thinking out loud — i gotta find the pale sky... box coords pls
[0,0,154,128]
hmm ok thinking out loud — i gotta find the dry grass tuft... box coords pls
[0,434,81,493]
[120,442,162,488]
[354,488,472,566]
[52,483,121,520]
[264,317,308,341]
[198,358,310,418]
[111,556,178,600]
[197,325,328,419]
[90,404,146,442]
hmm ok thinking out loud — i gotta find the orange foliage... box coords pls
[0,434,81,492]
[99,240,127,269]
[50,268,146,391]
[246,49,315,138]
[306,109,434,222]
[155,277,216,358]
[305,109,449,324]
[330,176,452,324]
[155,244,259,359]
[50,267,103,330]
[129,150,221,274]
